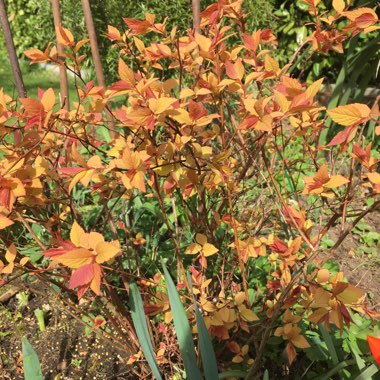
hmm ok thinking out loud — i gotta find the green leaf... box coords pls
[187,273,218,380]
[353,364,379,380]
[161,259,202,380]
[319,324,339,364]
[129,282,162,380]
[314,359,356,380]
[219,370,247,379]
[22,337,43,380]
[263,369,269,380]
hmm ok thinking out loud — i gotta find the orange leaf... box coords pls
[324,175,349,189]
[107,25,122,41]
[327,103,371,126]
[118,59,135,86]
[20,98,44,116]
[54,248,94,269]
[367,172,380,185]
[5,244,17,264]
[24,48,48,63]
[285,343,297,365]
[90,263,102,295]
[292,333,310,349]
[0,214,13,229]
[56,26,74,46]
[225,59,245,81]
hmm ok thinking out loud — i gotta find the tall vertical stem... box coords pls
[0,0,27,98]
[192,0,201,32]
[81,0,115,137]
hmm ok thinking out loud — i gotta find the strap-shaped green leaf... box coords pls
[161,259,202,380]
[353,364,379,380]
[129,282,162,380]
[187,273,218,380]
[22,337,43,380]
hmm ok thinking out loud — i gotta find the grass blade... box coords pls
[187,273,219,380]
[129,282,162,380]
[313,359,355,380]
[319,324,339,365]
[22,337,43,380]
[161,259,202,380]
[353,364,379,380]
[219,370,247,379]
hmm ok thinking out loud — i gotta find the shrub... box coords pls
[1,0,379,378]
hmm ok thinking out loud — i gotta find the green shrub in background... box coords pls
[1,0,275,83]
[1,0,377,111]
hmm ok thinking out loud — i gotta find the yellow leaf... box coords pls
[232,355,244,363]
[306,78,324,99]
[118,59,135,85]
[68,170,86,194]
[148,97,177,114]
[5,244,16,264]
[324,175,349,188]
[185,243,202,255]
[19,257,29,266]
[179,88,195,99]
[56,248,94,268]
[95,242,120,264]
[1,262,14,274]
[202,243,219,257]
[70,221,85,246]
[87,155,103,169]
[194,32,212,52]
[274,91,290,113]
[239,307,259,322]
[80,231,104,250]
[327,103,371,126]
[234,292,246,306]
[41,88,56,112]
[335,283,365,304]
[367,172,380,184]
[264,55,280,75]
[333,0,345,12]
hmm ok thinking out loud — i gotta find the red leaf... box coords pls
[69,264,94,289]
[188,100,207,121]
[327,126,357,147]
